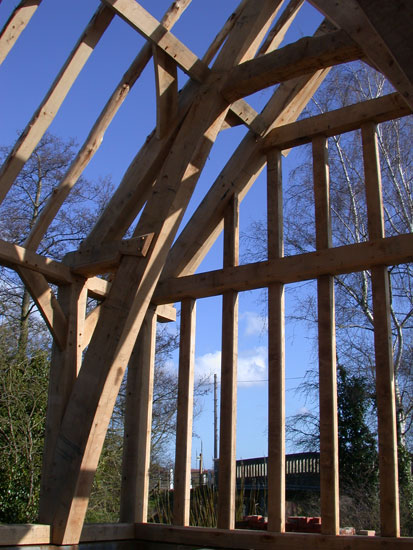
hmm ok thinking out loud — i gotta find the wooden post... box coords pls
[38,278,87,522]
[266,148,285,533]
[120,306,157,523]
[313,135,339,535]
[362,121,400,537]
[42,85,229,547]
[217,194,239,530]
[173,298,196,526]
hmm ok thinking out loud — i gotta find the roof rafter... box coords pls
[0,5,114,205]
[221,29,362,102]
[309,0,413,109]
[0,0,43,65]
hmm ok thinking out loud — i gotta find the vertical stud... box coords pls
[217,194,239,529]
[267,148,285,533]
[313,135,339,535]
[120,307,157,523]
[173,298,196,526]
[362,121,399,537]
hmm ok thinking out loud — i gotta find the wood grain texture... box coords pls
[221,30,361,102]
[266,149,285,533]
[0,0,42,65]
[39,280,87,522]
[173,298,196,526]
[135,522,413,549]
[362,122,400,537]
[25,0,192,251]
[120,307,157,523]
[154,233,413,304]
[313,136,339,535]
[217,195,239,530]
[309,0,413,109]
[0,6,114,204]
[263,92,410,151]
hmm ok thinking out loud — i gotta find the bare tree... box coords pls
[243,62,413,447]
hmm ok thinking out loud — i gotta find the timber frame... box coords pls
[0,0,412,549]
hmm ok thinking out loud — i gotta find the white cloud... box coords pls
[195,350,221,380]
[195,346,267,386]
[238,346,267,385]
[240,311,267,337]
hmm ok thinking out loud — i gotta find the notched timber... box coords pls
[64,234,154,276]
[102,0,209,82]
[153,234,413,303]
[0,238,115,303]
[156,303,177,323]
[220,30,362,102]
[225,99,267,135]
[0,238,73,284]
[85,277,111,300]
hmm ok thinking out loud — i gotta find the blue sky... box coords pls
[0,0,324,468]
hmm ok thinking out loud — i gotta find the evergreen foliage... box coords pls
[337,365,378,494]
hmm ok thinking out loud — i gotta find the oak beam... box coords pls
[173,298,196,526]
[135,523,413,550]
[201,0,250,66]
[0,238,110,302]
[24,0,192,251]
[153,45,178,139]
[41,6,300,541]
[313,136,339,535]
[0,0,42,65]
[257,0,304,56]
[85,276,111,300]
[266,149,285,533]
[82,304,102,352]
[0,5,114,204]
[153,233,413,304]
[220,30,361,102]
[162,69,330,280]
[101,0,277,133]
[217,195,239,530]
[0,524,50,546]
[80,523,134,542]
[44,85,230,547]
[39,279,87,521]
[64,234,154,276]
[362,122,400,537]
[162,22,333,279]
[309,0,413,110]
[101,0,208,82]
[120,307,157,523]
[0,238,72,284]
[263,92,411,151]
[82,2,283,248]
[82,302,175,353]
[156,303,177,323]
[17,268,68,351]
